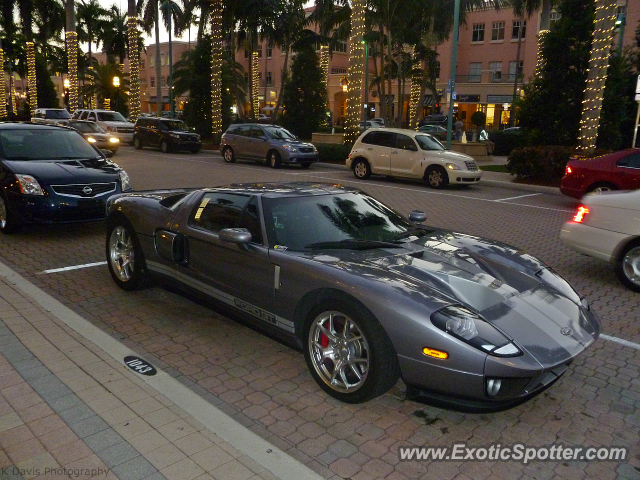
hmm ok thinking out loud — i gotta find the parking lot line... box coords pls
[493,193,542,202]
[39,261,107,274]
[600,334,640,351]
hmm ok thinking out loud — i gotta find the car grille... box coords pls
[299,147,315,153]
[51,182,117,198]
[465,161,479,171]
[184,135,199,141]
[115,127,134,133]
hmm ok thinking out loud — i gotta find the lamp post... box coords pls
[616,12,626,56]
[362,40,368,122]
[445,0,461,149]
[113,76,120,112]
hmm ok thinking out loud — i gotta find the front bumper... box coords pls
[170,138,202,151]
[281,151,319,164]
[446,169,483,184]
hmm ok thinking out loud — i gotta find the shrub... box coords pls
[316,143,352,164]
[506,146,575,180]
[492,129,529,156]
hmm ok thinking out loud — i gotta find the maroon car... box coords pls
[560,149,640,199]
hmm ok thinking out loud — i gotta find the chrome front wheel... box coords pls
[616,242,640,292]
[106,220,148,290]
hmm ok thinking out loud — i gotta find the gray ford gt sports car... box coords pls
[105,182,600,408]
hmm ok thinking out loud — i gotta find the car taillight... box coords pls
[573,205,589,223]
[565,165,572,175]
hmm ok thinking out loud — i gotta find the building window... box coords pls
[267,44,272,58]
[244,49,249,58]
[469,62,482,82]
[160,76,166,87]
[508,61,523,81]
[335,41,347,53]
[331,67,347,74]
[257,46,262,58]
[266,72,272,86]
[472,24,485,42]
[435,61,441,80]
[512,20,526,39]
[150,77,155,87]
[489,62,502,82]
[140,60,145,69]
[491,22,505,41]
[149,57,154,67]
[244,72,249,84]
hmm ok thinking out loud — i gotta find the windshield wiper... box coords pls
[304,239,404,250]
[392,227,432,241]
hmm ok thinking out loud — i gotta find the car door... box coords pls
[389,133,421,178]
[615,153,640,191]
[360,131,395,174]
[179,192,277,326]
[231,125,252,159]
[248,126,269,161]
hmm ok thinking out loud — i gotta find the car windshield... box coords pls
[97,111,127,122]
[263,192,415,251]
[415,134,445,151]
[45,110,71,119]
[264,126,296,140]
[71,122,105,133]
[161,121,188,131]
[0,128,100,160]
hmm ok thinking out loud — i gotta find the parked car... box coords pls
[0,123,132,233]
[560,149,640,199]
[31,108,72,126]
[369,118,385,127]
[72,109,135,144]
[220,124,319,168]
[133,117,201,153]
[105,182,599,407]
[418,124,448,141]
[419,114,448,126]
[346,128,482,188]
[359,121,378,131]
[67,120,120,156]
[560,189,640,292]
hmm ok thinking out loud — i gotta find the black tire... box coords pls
[303,298,400,403]
[106,217,149,291]
[133,137,143,150]
[160,140,170,153]
[352,159,371,179]
[586,182,617,195]
[268,150,282,169]
[0,192,22,234]
[425,165,449,189]
[615,240,640,292]
[301,162,311,169]
[223,146,236,163]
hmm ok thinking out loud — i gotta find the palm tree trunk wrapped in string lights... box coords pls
[210,0,223,140]
[408,50,422,130]
[578,0,617,154]
[252,51,260,119]
[66,0,79,113]
[26,42,37,115]
[0,42,7,119]
[344,0,365,144]
[127,0,141,121]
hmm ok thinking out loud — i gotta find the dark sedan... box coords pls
[560,149,640,199]
[105,182,599,408]
[0,123,133,233]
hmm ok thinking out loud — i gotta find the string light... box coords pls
[252,51,259,119]
[409,51,421,130]
[88,65,97,109]
[210,0,223,137]
[127,15,141,121]
[345,0,366,144]
[9,75,17,115]
[578,0,617,154]
[65,31,79,112]
[0,47,7,119]
[535,30,549,77]
[103,98,110,110]
[26,42,37,116]
[320,45,330,126]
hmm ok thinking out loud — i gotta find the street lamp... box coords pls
[113,76,120,112]
[63,78,70,110]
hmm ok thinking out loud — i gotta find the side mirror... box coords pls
[409,210,426,224]
[219,228,252,249]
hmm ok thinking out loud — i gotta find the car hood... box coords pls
[581,188,640,210]
[3,158,122,184]
[305,230,599,364]
[101,121,135,128]
[429,149,475,163]
[281,138,314,147]
[82,133,114,141]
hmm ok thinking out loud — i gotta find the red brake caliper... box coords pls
[321,321,329,348]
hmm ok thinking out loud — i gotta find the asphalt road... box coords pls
[0,146,638,480]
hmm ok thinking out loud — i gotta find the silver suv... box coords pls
[72,109,135,144]
[220,124,319,169]
[31,108,71,126]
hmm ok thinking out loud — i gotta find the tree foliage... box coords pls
[281,42,327,139]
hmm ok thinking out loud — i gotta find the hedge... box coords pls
[316,143,352,164]
[506,146,575,181]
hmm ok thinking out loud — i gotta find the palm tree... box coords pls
[17,0,39,114]
[128,0,141,119]
[76,0,108,108]
[65,0,79,112]
[103,5,128,64]
[83,61,128,110]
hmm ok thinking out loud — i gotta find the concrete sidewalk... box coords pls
[0,260,323,480]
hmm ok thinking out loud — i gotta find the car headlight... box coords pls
[170,133,180,139]
[431,306,522,357]
[282,144,297,152]
[87,137,97,143]
[109,137,120,144]
[15,174,44,195]
[119,170,132,191]
[446,163,461,170]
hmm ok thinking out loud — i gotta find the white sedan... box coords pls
[560,189,640,292]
